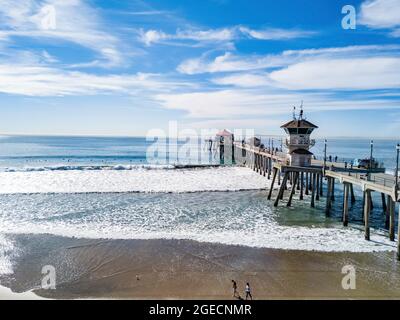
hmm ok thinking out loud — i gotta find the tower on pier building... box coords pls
[281,107,318,167]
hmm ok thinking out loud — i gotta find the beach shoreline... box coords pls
[1,234,400,300]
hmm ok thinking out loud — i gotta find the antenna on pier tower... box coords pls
[292,106,297,120]
[299,101,304,120]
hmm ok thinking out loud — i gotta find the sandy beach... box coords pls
[1,234,400,300]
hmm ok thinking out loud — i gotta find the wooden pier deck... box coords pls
[232,142,400,259]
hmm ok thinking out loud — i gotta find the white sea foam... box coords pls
[0,166,269,194]
[0,235,14,275]
[0,166,396,255]
[3,164,176,172]
[0,222,396,253]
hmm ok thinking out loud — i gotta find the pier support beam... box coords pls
[381,193,387,214]
[350,184,356,204]
[385,195,390,229]
[300,172,304,200]
[305,173,309,195]
[364,190,371,241]
[297,173,300,190]
[256,154,260,173]
[267,158,271,179]
[263,157,266,177]
[316,174,320,201]
[267,167,278,200]
[319,174,323,197]
[343,183,349,227]
[389,196,395,241]
[397,202,400,261]
[311,173,316,208]
[287,172,299,207]
[274,172,288,207]
[369,192,374,211]
[325,177,332,216]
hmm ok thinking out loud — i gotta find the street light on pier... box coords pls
[396,143,400,194]
[323,139,327,176]
[369,140,374,181]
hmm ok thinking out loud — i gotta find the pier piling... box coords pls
[389,196,395,241]
[343,183,349,227]
[274,172,288,207]
[287,172,299,207]
[311,173,316,208]
[305,173,309,195]
[325,177,332,216]
[350,184,356,203]
[268,167,278,200]
[300,172,304,200]
[364,190,371,241]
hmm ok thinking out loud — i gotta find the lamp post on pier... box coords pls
[368,140,374,181]
[323,139,327,176]
[397,143,400,261]
[396,143,400,195]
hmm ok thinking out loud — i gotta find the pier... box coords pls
[217,108,400,259]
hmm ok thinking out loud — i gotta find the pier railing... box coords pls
[335,171,396,188]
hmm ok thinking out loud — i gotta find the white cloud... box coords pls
[360,0,400,29]
[177,28,235,42]
[187,118,283,130]
[0,0,124,67]
[139,29,169,46]
[239,26,316,40]
[138,25,315,46]
[269,57,400,90]
[177,45,400,75]
[212,73,271,87]
[0,63,190,96]
[138,27,236,46]
[156,89,400,119]
[177,52,285,75]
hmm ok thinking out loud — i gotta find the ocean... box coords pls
[0,135,399,276]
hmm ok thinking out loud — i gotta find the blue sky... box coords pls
[0,0,399,137]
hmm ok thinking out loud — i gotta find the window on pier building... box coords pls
[285,128,314,134]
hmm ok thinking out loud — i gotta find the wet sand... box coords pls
[1,234,400,299]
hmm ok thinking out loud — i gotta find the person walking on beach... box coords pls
[245,282,252,300]
[232,280,239,298]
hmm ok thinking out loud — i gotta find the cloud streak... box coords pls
[156,89,400,119]
[138,25,315,46]
[269,57,400,90]
[359,0,400,37]
[0,0,125,67]
[0,63,191,96]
